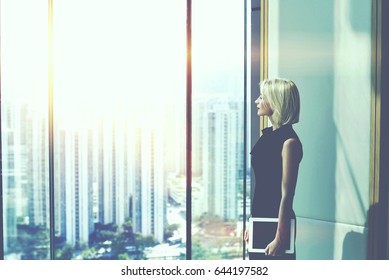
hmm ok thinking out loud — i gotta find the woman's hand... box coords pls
[264,238,285,256]
[244,227,250,244]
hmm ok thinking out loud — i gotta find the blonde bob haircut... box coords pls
[259,78,300,127]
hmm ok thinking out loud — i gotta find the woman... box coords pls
[244,78,303,260]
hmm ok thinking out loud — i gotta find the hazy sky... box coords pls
[2,0,244,119]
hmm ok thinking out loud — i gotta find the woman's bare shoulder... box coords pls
[282,138,303,160]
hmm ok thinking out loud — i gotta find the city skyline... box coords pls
[2,94,249,259]
[1,0,247,260]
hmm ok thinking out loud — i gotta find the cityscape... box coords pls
[1,0,248,260]
[2,95,251,260]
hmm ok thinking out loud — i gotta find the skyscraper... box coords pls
[26,110,48,228]
[202,99,239,221]
[131,112,166,243]
[3,100,50,257]
[63,128,94,245]
[2,100,16,255]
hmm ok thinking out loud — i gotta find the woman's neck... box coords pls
[269,116,280,130]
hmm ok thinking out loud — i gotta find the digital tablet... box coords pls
[248,217,295,254]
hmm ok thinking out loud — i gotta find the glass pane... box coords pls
[53,0,186,260]
[192,0,246,259]
[1,0,50,259]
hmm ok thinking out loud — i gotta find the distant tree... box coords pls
[164,223,179,241]
[55,244,74,260]
[89,223,117,247]
[178,252,186,260]
[118,253,130,260]
[135,233,157,249]
[191,240,209,260]
[87,220,159,260]
[111,221,136,257]
[81,246,96,260]
[121,221,136,244]
[17,225,49,260]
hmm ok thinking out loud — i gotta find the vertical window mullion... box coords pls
[48,0,55,260]
[243,0,248,259]
[186,0,192,260]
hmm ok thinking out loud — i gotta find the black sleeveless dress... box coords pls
[249,124,301,260]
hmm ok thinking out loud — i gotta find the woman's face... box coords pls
[255,94,273,116]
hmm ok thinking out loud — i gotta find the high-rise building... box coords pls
[3,100,49,256]
[54,127,67,241]
[164,102,186,176]
[112,119,131,227]
[2,100,16,254]
[193,99,205,177]
[202,99,240,220]
[26,109,48,227]
[96,118,131,227]
[59,127,94,246]
[131,108,166,243]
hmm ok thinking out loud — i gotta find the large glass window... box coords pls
[1,0,50,260]
[52,0,186,260]
[192,0,247,259]
[1,0,248,260]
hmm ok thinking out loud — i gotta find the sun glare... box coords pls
[51,0,186,131]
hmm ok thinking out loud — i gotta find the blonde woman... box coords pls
[244,78,303,260]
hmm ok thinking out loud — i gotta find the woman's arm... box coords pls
[265,138,302,256]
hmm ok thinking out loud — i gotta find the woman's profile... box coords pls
[244,78,303,260]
